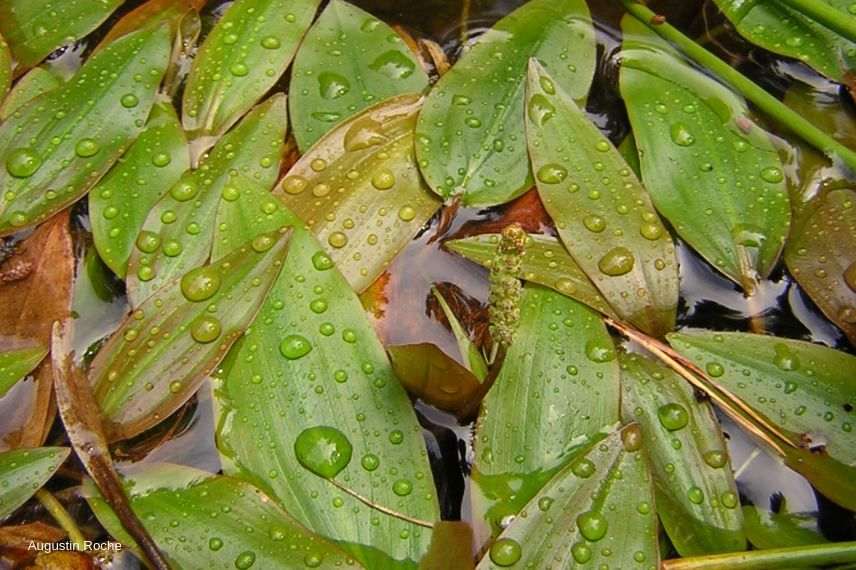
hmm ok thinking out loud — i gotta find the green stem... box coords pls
[662,541,856,570]
[619,0,856,172]
[775,0,856,44]
[35,488,87,548]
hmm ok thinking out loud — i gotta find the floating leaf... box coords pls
[785,188,856,345]
[181,0,319,153]
[743,505,827,549]
[289,0,428,151]
[85,464,361,569]
[415,0,596,206]
[0,25,171,236]
[475,425,658,569]
[0,346,47,397]
[712,0,856,83]
[95,0,192,49]
[127,94,287,306]
[0,0,124,68]
[0,66,62,120]
[275,94,441,292]
[525,60,679,337]
[668,330,856,510]
[91,227,292,441]
[472,285,620,536]
[445,233,617,318]
[620,351,746,556]
[620,16,791,291]
[0,33,10,100]
[214,225,439,567]
[0,447,68,520]
[90,102,189,278]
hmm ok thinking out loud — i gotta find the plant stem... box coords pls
[775,0,856,44]
[35,488,87,548]
[661,540,856,570]
[619,0,856,173]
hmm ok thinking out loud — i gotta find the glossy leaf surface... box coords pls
[0,34,10,100]
[0,346,47,398]
[526,61,679,337]
[620,352,746,556]
[0,25,171,236]
[0,66,62,120]
[415,0,596,206]
[86,464,361,569]
[475,425,658,569]
[90,102,189,278]
[276,94,441,292]
[91,228,292,441]
[0,447,68,520]
[472,285,620,536]
[620,17,791,290]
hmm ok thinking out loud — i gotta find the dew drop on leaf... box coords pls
[294,426,353,478]
[489,538,522,567]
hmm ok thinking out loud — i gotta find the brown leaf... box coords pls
[0,521,66,567]
[28,552,94,570]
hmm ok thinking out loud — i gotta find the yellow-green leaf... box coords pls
[0,345,47,398]
[0,447,68,520]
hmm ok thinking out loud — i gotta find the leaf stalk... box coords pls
[661,540,856,569]
[35,488,87,549]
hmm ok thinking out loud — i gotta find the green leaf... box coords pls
[619,16,791,291]
[431,287,488,380]
[0,33,10,100]
[214,227,440,567]
[525,60,679,337]
[0,0,124,68]
[785,188,856,345]
[127,94,287,306]
[275,94,441,292]
[668,330,856,510]
[0,447,68,520]
[85,464,361,569]
[620,351,746,556]
[289,0,428,151]
[181,0,319,152]
[0,345,47,397]
[475,425,658,569]
[90,102,189,278]
[472,285,620,536]
[90,227,292,441]
[445,233,617,319]
[0,25,171,237]
[742,505,827,549]
[415,0,596,207]
[712,0,856,83]
[0,66,62,121]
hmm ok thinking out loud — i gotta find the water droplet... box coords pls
[191,315,222,344]
[577,511,608,541]
[536,164,568,184]
[640,222,663,240]
[721,491,739,509]
[670,123,695,146]
[760,166,784,183]
[598,247,635,276]
[279,335,312,360]
[121,93,139,108]
[261,36,280,49]
[152,152,171,167]
[75,138,100,157]
[687,486,704,504]
[528,94,555,125]
[312,251,334,271]
[583,215,606,233]
[234,550,256,569]
[294,426,352,478]
[361,454,379,471]
[252,234,275,253]
[572,458,595,478]
[585,339,615,363]
[371,169,395,190]
[230,62,249,77]
[369,50,416,79]
[703,450,727,468]
[282,176,307,195]
[595,140,610,152]
[319,72,350,99]
[5,148,42,178]
[181,267,221,302]
[208,537,223,551]
[571,543,592,564]
[489,538,522,567]
[171,180,198,202]
[328,232,348,248]
[392,479,413,496]
[622,424,643,451]
[773,343,800,371]
[658,403,689,431]
[705,362,724,377]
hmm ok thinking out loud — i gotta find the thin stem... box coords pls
[460,0,471,47]
[775,0,856,44]
[661,540,856,570]
[619,0,856,172]
[35,488,87,548]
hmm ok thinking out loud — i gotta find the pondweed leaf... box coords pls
[275,94,441,292]
[0,346,47,398]
[620,16,791,292]
[0,0,124,68]
[743,504,827,549]
[0,447,68,520]
[289,0,428,151]
[432,287,488,380]
[127,94,287,306]
[415,0,596,207]
[0,66,62,120]
[712,0,856,83]
[91,227,292,441]
[669,330,856,510]
[85,464,361,569]
[181,0,320,155]
[0,25,171,237]
[419,522,475,570]
[445,233,617,318]
[0,33,10,100]
[472,286,620,538]
[620,352,746,556]
[525,60,679,337]
[785,188,856,345]
[475,425,658,569]
[91,102,189,278]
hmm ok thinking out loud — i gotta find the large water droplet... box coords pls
[577,511,608,541]
[489,538,522,567]
[279,335,312,360]
[343,117,386,151]
[6,148,42,178]
[75,138,100,157]
[670,123,695,146]
[312,251,334,271]
[294,426,353,478]
[180,267,221,302]
[760,166,784,183]
[234,550,256,569]
[658,403,689,431]
[191,315,222,344]
[371,169,395,190]
[369,50,416,79]
[319,72,351,99]
[528,94,555,125]
[536,164,568,184]
[598,247,635,276]
[773,343,800,371]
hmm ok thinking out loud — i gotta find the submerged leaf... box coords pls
[620,16,791,291]
[0,25,171,236]
[0,66,62,120]
[290,0,428,151]
[475,425,658,569]
[275,94,441,292]
[91,227,292,441]
[669,330,856,510]
[0,346,47,397]
[620,352,746,556]
[0,447,68,520]
[525,60,679,337]
[415,0,596,206]
[90,102,189,278]
[86,464,361,569]
[472,285,620,537]
[743,505,827,549]
[181,0,319,151]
